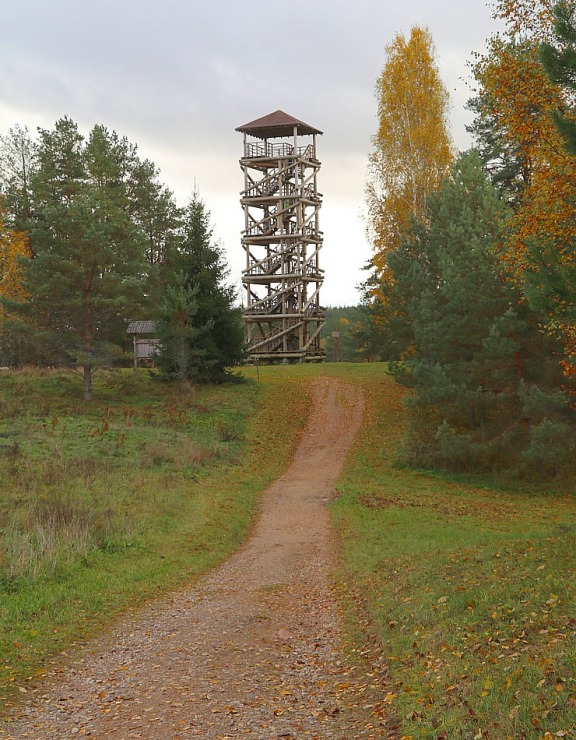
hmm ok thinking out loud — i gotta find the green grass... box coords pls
[0,366,311,711]
[331,365,576,738]
[3,361,576,737]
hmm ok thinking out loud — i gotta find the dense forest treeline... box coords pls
[0,118,244,399]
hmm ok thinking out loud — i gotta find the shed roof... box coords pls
[236,110,322,139]
[127,320,156,334]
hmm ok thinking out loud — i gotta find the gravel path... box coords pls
[2,378,391,738]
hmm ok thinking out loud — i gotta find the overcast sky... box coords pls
[1,1,500,306]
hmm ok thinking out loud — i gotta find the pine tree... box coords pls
[6,118,148,400]
[126,156,183,268]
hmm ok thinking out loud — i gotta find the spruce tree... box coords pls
[154,273,207,382]
[156,193,244,383]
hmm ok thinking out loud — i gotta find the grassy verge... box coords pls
[4,361,575,737]
[331,365,576,738]
[0,367,311,711]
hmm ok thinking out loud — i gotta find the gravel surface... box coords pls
[1,378,392,739]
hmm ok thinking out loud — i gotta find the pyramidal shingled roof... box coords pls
[236,110,322,139]
[127,320,156,334]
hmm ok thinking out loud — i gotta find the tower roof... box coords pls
[236,110,322,139]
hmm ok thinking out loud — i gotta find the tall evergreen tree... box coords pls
[5,118,148,400]
[126,156,183,268]
[154,273,206,382]
[391,151,567,474]
[532,2,576,377]
[155,193,244,382]
[540,1,576,154]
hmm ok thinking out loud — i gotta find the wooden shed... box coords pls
[126,321,159,367]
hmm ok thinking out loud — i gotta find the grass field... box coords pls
[330,364,576,738]
[1,362,575,738]
[0,366,310,711]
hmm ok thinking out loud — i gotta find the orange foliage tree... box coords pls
[492,0,556,40]
[471,0,576,375]
[0,204,30,321]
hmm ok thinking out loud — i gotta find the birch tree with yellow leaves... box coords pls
[360,26,454,360]
[366,26,454,285]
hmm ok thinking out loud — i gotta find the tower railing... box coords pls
[244,142,316,160]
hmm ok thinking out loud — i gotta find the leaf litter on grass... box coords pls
[331,369,576,738]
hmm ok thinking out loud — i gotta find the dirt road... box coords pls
[3,378,390,738]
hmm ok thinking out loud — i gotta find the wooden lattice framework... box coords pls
[236,110,325,361]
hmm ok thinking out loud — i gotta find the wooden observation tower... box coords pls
[236,110,325,361]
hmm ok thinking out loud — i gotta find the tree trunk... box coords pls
[83,364,93,402]
[515,349,523,380]
[84,282,94,401]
